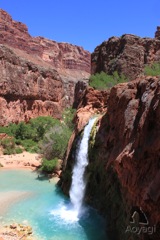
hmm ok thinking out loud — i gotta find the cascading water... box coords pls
[69,117,97,219]
[51,117,98,223]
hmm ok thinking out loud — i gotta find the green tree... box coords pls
[89,71,127,90]
[29,116,59,141]
[144,62,160,76]
[40,123,72,160]
[40,158,59,173]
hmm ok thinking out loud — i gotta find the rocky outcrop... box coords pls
[61,86,108,174]
[0,9,90,125]
[155,26,160,40]
[74,87,109,132]
[0,9,90,75]
[0,223,34,240]
[92,32,160,80]
[88,76,160,240]
[0,44,64,125]
[61,76,160,240]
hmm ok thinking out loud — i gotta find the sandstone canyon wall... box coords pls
[92,29,160,80]
[61,76,160,240]
[0,9,90,125]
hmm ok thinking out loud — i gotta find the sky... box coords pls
[0,0,159,53]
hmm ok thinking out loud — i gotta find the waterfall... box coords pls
[69,117,97,218]
[50,117,97,222]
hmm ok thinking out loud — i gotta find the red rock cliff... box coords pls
[0,9,91,125]
[0,9,90,74]
[92,77,160,239]
[61,76,160,240]
[92,32,160,80]
[0,44,64,125]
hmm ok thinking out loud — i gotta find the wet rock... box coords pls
[10,224,17,229]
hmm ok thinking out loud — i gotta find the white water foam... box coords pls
[50,204,79,223]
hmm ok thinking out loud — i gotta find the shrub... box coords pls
[0,138,15,149]
[0,124,18,137]
[29,116,59,141]
[20,139,39,153]
[144,62,160,76]
[40,123,72,160]
[0,113,75,156]
[89,71,127,90]
[3,148,15,155]
[15,147,23,154]
[62,107,76,130]
[40,158,59,173]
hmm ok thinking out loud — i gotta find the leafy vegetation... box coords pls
[0,137,23,155]
[62,107,76,130]
[40,124,72,160]
[144,62,160,76]
[0,108,75,173]
[40,158,59,173]
[89,71,128,90]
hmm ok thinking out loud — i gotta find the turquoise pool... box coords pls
[0,169,108,240]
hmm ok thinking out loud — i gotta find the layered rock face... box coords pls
[62,86,109,169]
[0,9,90,74]
[74,87,109,132]
[0,9,90,125]
[61,77,160,240]
[89,76,160,240]
[0,44,64,125]
[92,32,160,80]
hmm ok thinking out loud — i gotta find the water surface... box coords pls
[0,169,108,240]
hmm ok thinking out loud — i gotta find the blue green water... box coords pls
[0,169,108,240]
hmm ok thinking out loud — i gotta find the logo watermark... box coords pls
[125,206,156,235]
[126,224,156,235]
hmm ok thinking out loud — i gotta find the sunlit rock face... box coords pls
[62,76,160,240]
[0,44,64,125]
[87,76,160,240]
[92,31,160,80]
[0,9,91,125]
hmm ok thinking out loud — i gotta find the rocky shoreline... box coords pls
[0,223,35,240]
[0,153,60,240]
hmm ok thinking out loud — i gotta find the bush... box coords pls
[15,147,23,154]
[40,123,72,160]
[62,108,76,130]
[0,138,15,149]
[144,62,160,76]
[40,158,59,173]
[0,124,18,137]
[20,139,39,153]
[89,71,127,90]
[14,122,30,140]
[29,116,59,141]
[0,138,16,155]
[0,113,75,157]
[3,148,15,155]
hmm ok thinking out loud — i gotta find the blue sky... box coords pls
[0,0,159,52]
